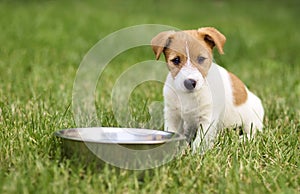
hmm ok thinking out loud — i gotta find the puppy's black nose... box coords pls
[184,79,197,90]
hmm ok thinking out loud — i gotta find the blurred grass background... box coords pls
[0,0,299,193]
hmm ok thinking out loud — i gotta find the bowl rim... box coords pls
[54,127,186,144]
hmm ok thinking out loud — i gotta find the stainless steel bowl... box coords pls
[54,127,186,170]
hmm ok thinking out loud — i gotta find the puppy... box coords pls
[151,27,264,153]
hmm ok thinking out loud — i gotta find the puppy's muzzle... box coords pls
[184,79,197,90]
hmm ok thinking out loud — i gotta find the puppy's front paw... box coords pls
[191,136,215,155]
[191,136,202,154]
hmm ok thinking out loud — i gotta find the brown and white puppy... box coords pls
[151,27,264,153]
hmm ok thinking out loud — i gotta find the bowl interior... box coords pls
[55,127,185,144]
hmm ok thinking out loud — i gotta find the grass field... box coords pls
[0,0,299,193]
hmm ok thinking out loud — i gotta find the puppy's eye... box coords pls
[197,56,206,64]
[171,56,181,65]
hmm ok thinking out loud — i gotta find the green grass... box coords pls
[0,0,299,193]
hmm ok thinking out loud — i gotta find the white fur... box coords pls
[163,62,264,153]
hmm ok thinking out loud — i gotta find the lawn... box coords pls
[0,0,299,193]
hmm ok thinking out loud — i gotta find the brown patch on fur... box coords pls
[164,48,187,77]
[228,72,248,106]
[197,27,226,55]
[151,31,176,60]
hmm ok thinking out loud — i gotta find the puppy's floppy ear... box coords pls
[198,27,226,54]
[151,31,175,60]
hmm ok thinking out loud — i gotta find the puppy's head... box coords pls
[151,27,226,92]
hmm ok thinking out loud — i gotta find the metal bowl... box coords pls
[54,127,186,170]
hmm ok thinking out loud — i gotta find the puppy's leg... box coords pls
[242,92,264,139]
[192,122,217,154]
[192,127,204,154]
[243,122,261,140]
[164,107,183,134]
